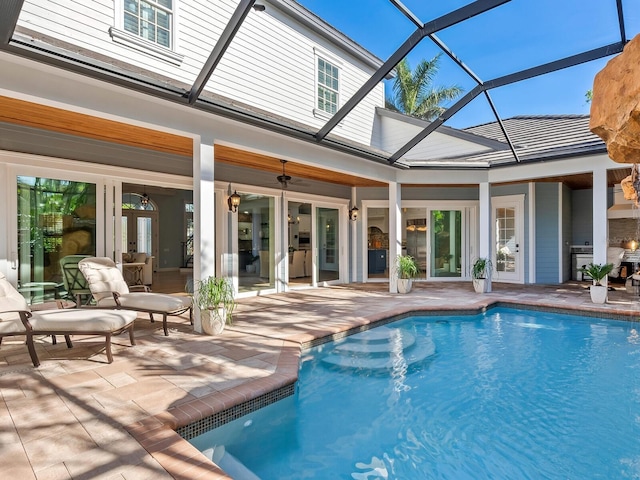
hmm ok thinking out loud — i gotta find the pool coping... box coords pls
[124,298,640,479]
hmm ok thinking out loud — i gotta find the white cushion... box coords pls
[79,257,130,302]
[30,309,137,332]
[607,247,626,277]
[96,292,191,313]
[0,316,26,334]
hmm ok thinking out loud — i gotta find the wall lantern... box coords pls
[349,205,359,221]
[227,187,241,213]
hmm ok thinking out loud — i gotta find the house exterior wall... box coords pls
[17,0,384,147]
[535,183,560,284]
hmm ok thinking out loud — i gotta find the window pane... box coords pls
[124,13,139,34]
[125,0,139,13]
[157,0,172,8]
[141,20,155,42]
[141,1,154,20]
[157,9,170,28]
[157,28,170,47]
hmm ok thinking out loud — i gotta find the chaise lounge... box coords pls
[0,273,137,366]
[78,257,193,336]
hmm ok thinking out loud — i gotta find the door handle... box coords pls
[10,251,17,270]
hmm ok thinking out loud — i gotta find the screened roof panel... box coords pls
[2,0,638,170]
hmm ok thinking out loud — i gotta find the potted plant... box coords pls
[193,276,236,335]
[394,254,420,294]
[472,257,492,293]
[579,262,613,304]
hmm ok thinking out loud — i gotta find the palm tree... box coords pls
[386,54,463,121]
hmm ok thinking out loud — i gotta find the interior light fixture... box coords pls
[227,185,241,213]
[140,186,150,208]
[349,205,359,221]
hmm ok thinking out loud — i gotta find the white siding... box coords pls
[18,0,383,146]
[376,114,492,160]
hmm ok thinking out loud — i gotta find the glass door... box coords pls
[16,176,97,304]
[492,195,525,283]
[430,209,462,278]
[317,207,340,283]
[402,208,427,279]
[237,193,275,292]
[288,201,312,286]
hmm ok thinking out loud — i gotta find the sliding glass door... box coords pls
[430,209,462,278]
[16,176,97,304]
[317,207,340,283]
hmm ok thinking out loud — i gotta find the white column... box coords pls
[389,181,401,293]
[193,140,215,333]
[350,186,357,283]
[528,182,536,284]
[592,166,608,267]
[478,181,492,290]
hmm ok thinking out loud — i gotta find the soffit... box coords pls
[215,145,387,187]
[493,168,630,190]
[0,95,193,157]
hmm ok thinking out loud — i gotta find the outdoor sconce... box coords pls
[349,205,359,221]
[227,189,241,213]
[632,240,638,252]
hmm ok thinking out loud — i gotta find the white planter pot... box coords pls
[473,278,486,293]
[397,278,413,294]
[589,285,608,304]
[201,308,226,335]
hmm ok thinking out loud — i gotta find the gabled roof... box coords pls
[403,114,607,168]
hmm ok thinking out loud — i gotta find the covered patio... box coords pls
[1,281,639,479]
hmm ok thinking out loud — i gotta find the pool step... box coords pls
[322,326,435,371]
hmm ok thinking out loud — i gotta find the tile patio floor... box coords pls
[2,281,640,479]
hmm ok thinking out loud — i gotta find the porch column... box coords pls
[193,141,215,333]
[479,181,492,290]
[389,181,401,293]
[350,186,357,283]
[592,166,608,268]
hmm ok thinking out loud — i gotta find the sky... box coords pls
[296,0,640,128]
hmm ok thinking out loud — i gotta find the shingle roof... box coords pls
[462,114,606,166]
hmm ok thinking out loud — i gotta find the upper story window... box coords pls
[123,0,173,49]
[317,57,339,115]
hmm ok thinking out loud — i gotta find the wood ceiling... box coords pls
[214,144,387,187]
[0,95,193,157]
[2,95,627,190]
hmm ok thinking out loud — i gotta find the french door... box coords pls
[122,211,158,257]
[492,195,525,283]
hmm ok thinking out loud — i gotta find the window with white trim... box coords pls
[317,57,339,115]
[123,0,173,49]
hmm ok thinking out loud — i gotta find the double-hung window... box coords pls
[317,57,340,115]
[123,0,173,49]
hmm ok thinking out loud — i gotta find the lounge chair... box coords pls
[78,257,193,336]
[0,273,137,366]
[60,254,93,307]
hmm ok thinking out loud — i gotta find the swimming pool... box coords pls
[190,307,640,479]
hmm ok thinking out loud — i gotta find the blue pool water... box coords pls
[190,308,640,479]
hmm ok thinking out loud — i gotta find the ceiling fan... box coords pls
[277,159,292,189]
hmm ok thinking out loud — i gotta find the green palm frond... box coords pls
[387,54,463,121]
